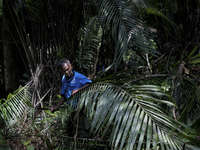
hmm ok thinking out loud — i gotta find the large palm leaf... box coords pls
[94,0,160,70]
[77,16,102,71]
[56,79,200,150]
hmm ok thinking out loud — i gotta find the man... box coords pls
[51,59,92,137]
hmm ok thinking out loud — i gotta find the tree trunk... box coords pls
[3,0,19,95]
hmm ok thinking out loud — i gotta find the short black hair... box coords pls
[58,59,71,68]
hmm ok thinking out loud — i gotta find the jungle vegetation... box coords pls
[0,0,200,149]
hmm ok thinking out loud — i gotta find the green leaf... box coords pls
[0,82,32,128]
[189,59,200,64]
[55,82,200,149]
[27,145,35,150]
[189,43,200,58]
[44,110,57,117]
[20,139,31,146]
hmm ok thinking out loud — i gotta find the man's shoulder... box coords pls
[74,71,86,78]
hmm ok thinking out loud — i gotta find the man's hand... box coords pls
[50,95,65,113]
[50,107,57,113]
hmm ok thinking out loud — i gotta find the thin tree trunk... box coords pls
[3,0,19,95]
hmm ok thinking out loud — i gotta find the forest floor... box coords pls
[7,137,29,150]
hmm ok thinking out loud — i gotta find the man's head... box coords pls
[58,59,73,78]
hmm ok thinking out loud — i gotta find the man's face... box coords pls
[61,63,73,78]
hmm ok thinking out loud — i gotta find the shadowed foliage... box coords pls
[0,0,200,149]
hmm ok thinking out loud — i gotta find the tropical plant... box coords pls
[137,0,200,127]
[77,16,102,73]
[55,76,200,149]
[0,82,32,129]
[1,0,200,149]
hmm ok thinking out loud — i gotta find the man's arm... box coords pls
[71,84,89,96]
[50,95,65,113]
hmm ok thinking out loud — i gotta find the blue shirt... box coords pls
[61,70,92,106]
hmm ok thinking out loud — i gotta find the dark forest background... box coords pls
[0,0,200,149]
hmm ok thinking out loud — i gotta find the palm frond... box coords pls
[106,67,200,127]
[0,81,33,128]
[57,82,200,149]
[57,43,71,60]
[172,75,200,124]
[95,0,160,69]
[77,16,102,70]
[24,0,43,18]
